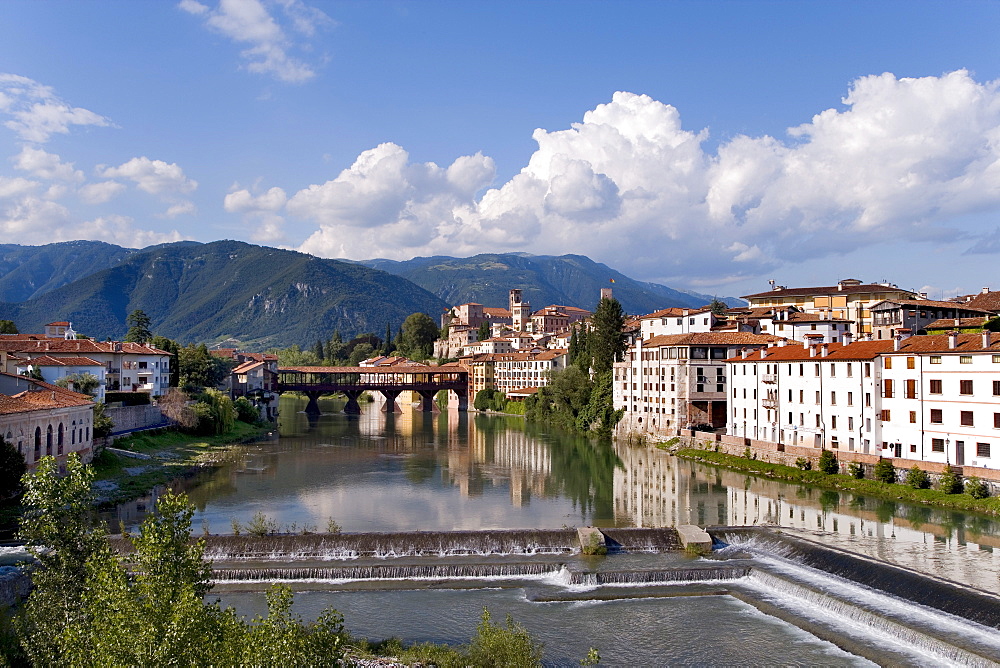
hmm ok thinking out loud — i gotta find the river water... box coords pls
[111,396,1000,665]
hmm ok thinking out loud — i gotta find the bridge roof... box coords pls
[280,365,466,374]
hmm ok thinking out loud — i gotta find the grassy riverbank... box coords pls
[91,422,271,506]
[675,447,1000,517]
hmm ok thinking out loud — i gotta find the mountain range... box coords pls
[0,240,743,349]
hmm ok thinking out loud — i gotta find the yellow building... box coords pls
[742,278,916,334]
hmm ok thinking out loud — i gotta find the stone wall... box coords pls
[106,405,168,435]
[672,429,1000,489]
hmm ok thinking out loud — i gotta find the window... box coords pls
[961,356,973,364]
[848,417,854,430]
[864,363,871,377]
[994,354,1000,363]
[884,357,892,369]
[865,393,871,407]
[847,392,853,406]
[846,363,853,377]
[883,379,893,398]
[930,409,943,424]
[995,413,1000,429]
[978,442,991,458]
[905,379,917,399]
[930,356,942,364]
[906,357,915,369]
[799,390,804,403]
[816,415,821,428]
[932,438,945,452]
[815,364,820,377]
[831,391,836,405]
[830,364,836,377]
[815,391,821,404]
[831,416,837,429]
[961,411,975,426]
[994,380,1000,396]
[960,380,974,395]
[930,379,942,394]
[880,409,891,421]
[909,411,917,424]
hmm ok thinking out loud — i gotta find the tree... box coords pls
[938,467,963,494]
[873,458,896,484]
[384,322,395,355]
[0,435,26,499]
[466,607,543,668]
[709,297,728,317]
[817,449,839,475]
[92,401,114,438]
[589,297,627,375]
[0,320,17,334]
[905,466,930,489]
[18,455,106,665]
[158,387,198,429]
[124,310,152,344]
[55,372,100,396]
[178,343,231,389]
[314,339,326,363]
[349,342,375,366]
[401,312,439,359]
[574,327,591,372]
[477,321,491,342]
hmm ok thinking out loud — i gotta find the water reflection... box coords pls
[108,396,1000,588]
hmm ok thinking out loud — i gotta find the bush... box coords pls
[743,447,752,460]
[965,477,990,499]
[233,396,258,423]
[938,468,963,494]
[246,511,278,536]
[817,449,839,475]
[905,466,930,489]
[466,607,543,668]
[473,388,507,412]
[846,462,864,479]
[581,532,607,556]
[873,459,896,484]
[794,457,811,471]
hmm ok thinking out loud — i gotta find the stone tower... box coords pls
[510,289,531,332]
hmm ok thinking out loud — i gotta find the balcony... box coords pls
[762,399,778,409]
[762,374,778,384]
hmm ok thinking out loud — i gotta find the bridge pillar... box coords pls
[380,389,402,413]
[344,390,363,414]
[416,390,439,413]
[304,391,323,415]
[454,388,469,411]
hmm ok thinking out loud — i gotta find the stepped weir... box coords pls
[106,526,1000,664]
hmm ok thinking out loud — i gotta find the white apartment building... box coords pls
[880,332,1000,468]
[727,337,891,454]
[638,307,718,339]
[614,332,782,436]
[493,349,568,393]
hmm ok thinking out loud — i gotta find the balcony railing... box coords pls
[762,374,778,384]
[762,399,778,409]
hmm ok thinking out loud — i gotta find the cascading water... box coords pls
[568,565,750,587]
[213,562,567,583]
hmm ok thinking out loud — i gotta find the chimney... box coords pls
[820,343,829,357]
[741,348,750,359]
[759,348,766,359]
[983,331,992,348]
[948,331,959,349]
[893,335,903,352]
[954,318,961,327]
[983,287,991,295]
[918,292,928,300]
[842,331,854,346]
[809,343,817,357]
[778,338,787,347]
[682,309,689,317]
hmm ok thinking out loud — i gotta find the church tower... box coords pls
[510,289,531,332]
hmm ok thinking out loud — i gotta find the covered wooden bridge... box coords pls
[277,366,469,414]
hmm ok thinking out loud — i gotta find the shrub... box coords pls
[743,447,752,460]
[817,449,839,475]
[466,607,543,668]
[246,511,278,536]
[794,457,811,471]
[581,532,607,556]
[905,466,930,489]
[326,517,342,534]
[873,459,896,484]
[846,462,864,479]
[233,396,258,423]
[965,477,990,499]
[938,468,963,494]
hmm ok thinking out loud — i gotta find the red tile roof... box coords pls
[643,332,783,347]
[639,307,711,320]
[924,318,988,330]
[0,340,170,355]
[743,284,916,299]
[20,356,102,367]
[0,373,94,415]
[962,292,1000,313]
[727,340,894,362]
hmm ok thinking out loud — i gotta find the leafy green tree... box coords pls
[178,343,231,389]
[349,342,375,366]
[0,436,26,499]
[150,335,181,387]
[124,309,152,344]
[18,455,105,665]
[55,372,100,396]
[384,322,395,355]
[525,366,593,432]
[965,477,990,499]
[589,297,627,375]
[0,320,17,334]
[92,401,114,438]
[709,297,728,317]
[401,313,439,359]
[575,371,623,435]
[873,458,896,484]
[574,327,591,372]
[817,449,839,474]
[202,388,236,435]
[234,396,259,423]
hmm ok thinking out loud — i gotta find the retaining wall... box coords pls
[106,405,168,435]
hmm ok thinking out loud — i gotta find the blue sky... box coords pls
[1,1,999,299]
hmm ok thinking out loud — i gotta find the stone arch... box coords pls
[57,423,64,455]
[46,425,53,456]
[34,427,41,461]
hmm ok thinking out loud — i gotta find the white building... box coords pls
[14,355,107,402]
[614,332,782,437]
[638,307,718,339]
[727,336,891,454]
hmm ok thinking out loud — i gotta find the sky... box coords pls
[1,1,999,300]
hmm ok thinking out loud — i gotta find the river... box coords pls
[110,396,1000,665]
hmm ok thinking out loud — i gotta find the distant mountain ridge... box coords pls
[0,240,448,349]
[0,240,137,302]
[358,253,745,315]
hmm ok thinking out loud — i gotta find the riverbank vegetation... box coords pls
[6,455,585,667]
[675,447,1000,517]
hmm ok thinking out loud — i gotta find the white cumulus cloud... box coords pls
[78,181,126,205]
[281,70,1000,285]
[99,156,197,196]
[179,0,333,83]
[0,73,112,143]
[13,146,84,182]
